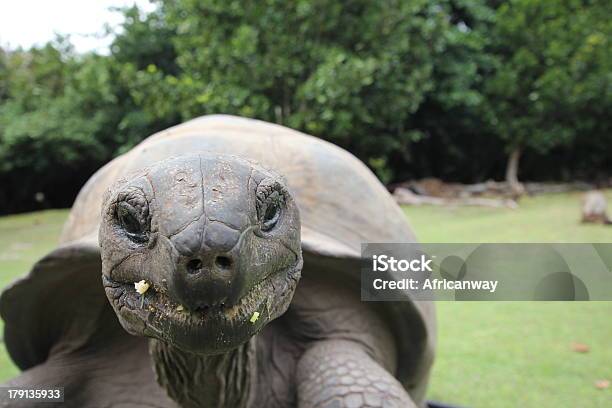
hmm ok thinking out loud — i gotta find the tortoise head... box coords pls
[99,153,302,355]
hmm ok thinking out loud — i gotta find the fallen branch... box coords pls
[393,187,518,209]
[389,178,601,200]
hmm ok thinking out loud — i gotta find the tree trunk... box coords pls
[505,146,525,198]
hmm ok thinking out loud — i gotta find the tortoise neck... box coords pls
[150,337,257,408]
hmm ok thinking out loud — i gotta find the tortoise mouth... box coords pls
[102,261,301,353]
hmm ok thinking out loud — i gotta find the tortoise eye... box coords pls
[256,179,285,232]
[116,201,148,242]
[261,201,281,231]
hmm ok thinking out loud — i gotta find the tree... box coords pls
[1,0,610,213]
[0,38,121,212]
[114,0,468,182]
[482,0,612,193]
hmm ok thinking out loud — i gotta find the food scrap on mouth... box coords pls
[135,280,150,294]
[134,280,150,308]
[250,311,260,323]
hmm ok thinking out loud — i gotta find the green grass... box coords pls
[0,210,69,380]
[0,192,610,407]
[404,189,612,243]
[404,190,612,408]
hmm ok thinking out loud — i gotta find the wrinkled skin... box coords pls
[100,154,302,355]
[99,153,419,408]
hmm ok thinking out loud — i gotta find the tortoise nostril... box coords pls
[186,258,203,274]
[215,255,232,270]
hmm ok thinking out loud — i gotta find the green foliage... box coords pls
[483,0,612,155]
[0,0,610,213]
[0,33,176,213]
[117,0,463,181]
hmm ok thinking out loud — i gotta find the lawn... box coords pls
[0,210,68,381]
[405,190,612,408]
[0,192,610,407]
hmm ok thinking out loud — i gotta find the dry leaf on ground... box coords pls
[570,342,590,353]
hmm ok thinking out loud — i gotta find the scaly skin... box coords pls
[297,340,417,408]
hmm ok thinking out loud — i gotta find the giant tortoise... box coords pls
[1,115,435,407]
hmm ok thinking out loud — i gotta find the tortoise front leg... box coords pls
[296,339,418,408]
